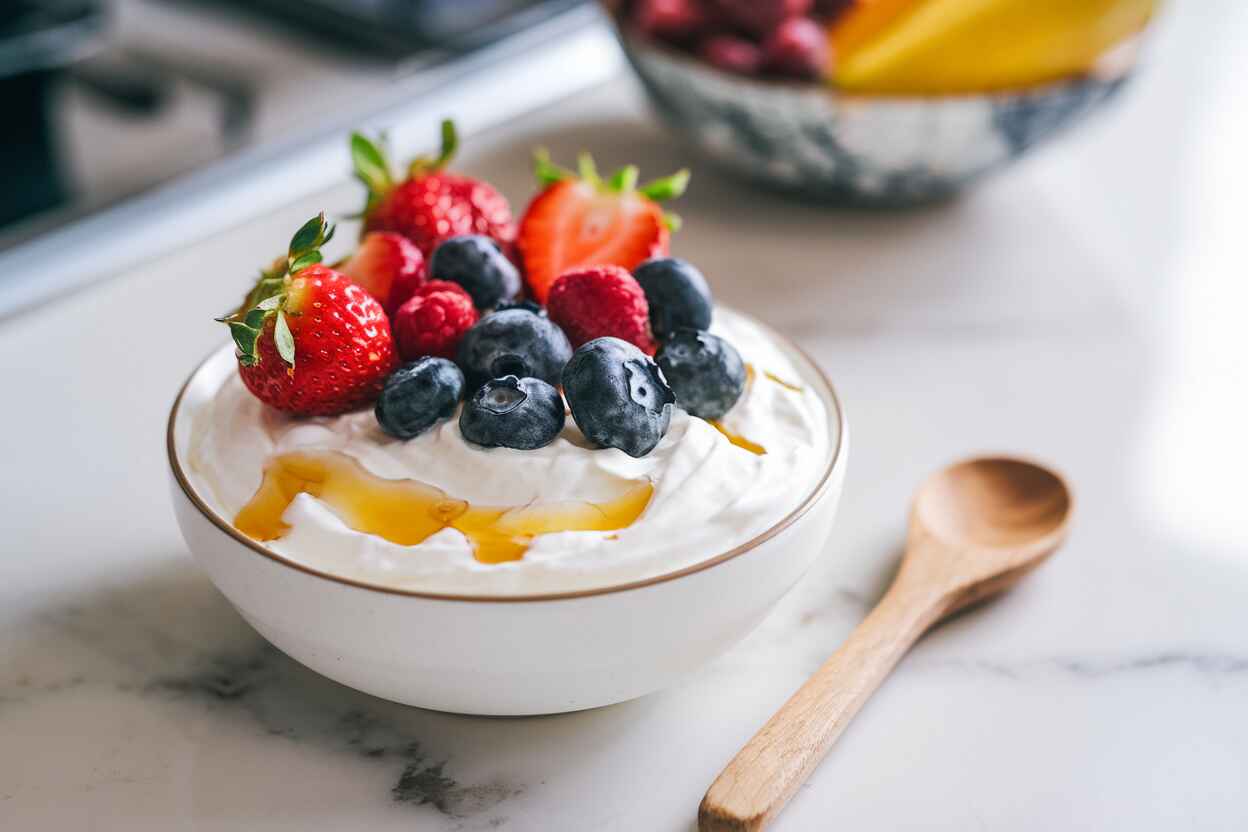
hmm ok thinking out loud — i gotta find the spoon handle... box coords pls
[698,585,944,832]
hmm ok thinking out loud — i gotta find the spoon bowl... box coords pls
[915,456,1072,550]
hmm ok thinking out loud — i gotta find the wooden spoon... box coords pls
[699,456,1073,832]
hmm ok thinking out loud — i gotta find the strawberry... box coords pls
[351,120,515,258]
[392,285,479,362]
[339,231,426,316]
[220,214,398,417]
[547,265,657,354]
[515,151,689,304]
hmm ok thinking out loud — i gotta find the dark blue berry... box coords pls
[455,307,573,390]
[495,299,543,314]
[633,257,713,339]
[375,357,465,439]
[459,376,565,450]
[655,329,746,420]
[562,337,675,458]
[429,235,521,310]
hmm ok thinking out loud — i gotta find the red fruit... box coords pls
[547,265,656,354]
[699,34,765,75]
[763,17,830,78]
[393,286,479,362]
[634,0,711,42]
[352,120,515,258]
[516,152,689,304]
[339,231,426,316]
[222,215,398,417]
[712,0,811,35]
[411,279,473,303]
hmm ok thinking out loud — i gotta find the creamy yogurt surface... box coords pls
[186,310,831,595]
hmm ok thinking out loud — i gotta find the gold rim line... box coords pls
[166,322,847,604]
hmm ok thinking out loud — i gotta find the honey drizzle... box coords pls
[709,420,768,455]
[233,450,653,564]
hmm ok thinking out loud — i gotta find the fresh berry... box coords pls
[352,120,515,258]
[656,329,746,419]
[459,376,566,450]
[375,357,465,440]
[699,34,765,75]
[410,279,473,303]
[562,337,675,458]
[338,231,426,316]
[455,306,573,390]
[763,17,830,78]
[712,0,811,35]
[220,214,398,417]
[633,0,711,43]
[428,234,521,310]
[547,265,656,354]
[393,286,478,362]
[632,257,713,339]
[516,151,688,304]
[496,299,544,314]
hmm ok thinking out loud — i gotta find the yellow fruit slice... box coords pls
[831,0,1158,94]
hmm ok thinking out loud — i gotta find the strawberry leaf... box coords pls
[289,214,327,258]
[351,133,392,197]
[436,119,458,168]
[533,148,573,186]
[274,310,296,367]
[228,319,264,366]
[408,118,460,177]
[662,211,683,233]
[638,169,690,202]
[577,153,601,187]
[289,251,323,274]
[608,165,639,192]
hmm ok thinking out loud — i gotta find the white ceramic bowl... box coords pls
[167,313,848,715]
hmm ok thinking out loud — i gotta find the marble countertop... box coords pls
[3,2,1246,829]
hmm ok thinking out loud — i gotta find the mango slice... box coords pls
[830,0,1158,94]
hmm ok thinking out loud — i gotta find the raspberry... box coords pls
[547,266,657,355]
[412,279,473,302]
[393,287,479,362]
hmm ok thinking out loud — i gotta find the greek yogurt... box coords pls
[186,309,830,595]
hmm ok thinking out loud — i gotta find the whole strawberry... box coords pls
[547,265,657,355]
[339,230,426,316]
[516,151,688,304]
[220,214,398,417]
[352,120,515,258]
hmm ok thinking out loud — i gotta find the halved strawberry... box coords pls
[515,152,689,304]
[220,214,398,417]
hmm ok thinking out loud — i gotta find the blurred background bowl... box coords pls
[610,21,1141,206]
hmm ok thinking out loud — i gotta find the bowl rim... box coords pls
[613,18,1138,101]
[167,312,847,604]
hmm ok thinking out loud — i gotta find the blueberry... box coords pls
[455,307,573,390]
[429,235,521,310]
[562,337,675,458]
[459,376,565,450]
[655,329,746,420]
[375,357,465,439]
[633,257,713,339]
